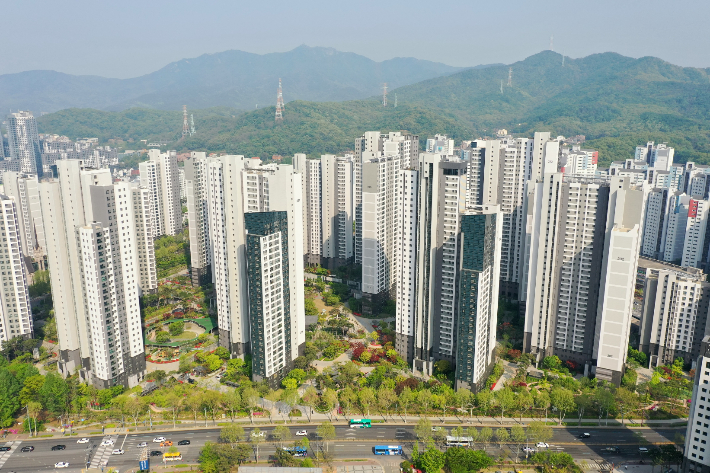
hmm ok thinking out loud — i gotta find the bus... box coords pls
[446,436,473,447]
[349,419,372,428]
[163,452,182,461]
[283,447,308,457]
[374,445,402,455]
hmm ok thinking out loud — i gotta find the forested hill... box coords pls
[392,50,710,164]
[0,45,467,113]
[37,50,710,165]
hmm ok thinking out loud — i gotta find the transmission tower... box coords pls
[550,35,554,51]
[182,105,189,137]
[507,68,512,87]
[190,114,196,135]
[382,83,388,107]
[394,93,397,108]
[500,80,503,94]
[562,55,565,67]
[275,78,285,122]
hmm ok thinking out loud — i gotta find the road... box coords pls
[0,424,685,472]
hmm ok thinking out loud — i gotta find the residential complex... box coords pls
[39,160,148,388]
[2,171,46,263]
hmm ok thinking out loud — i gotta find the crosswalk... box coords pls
[0,441,21,470]
[89,435,118,469]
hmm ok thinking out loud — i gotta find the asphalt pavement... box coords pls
[0,424,685,473]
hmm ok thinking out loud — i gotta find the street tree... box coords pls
[301,386,319,422]
[495,427,510,448]
[414,417,433,443]
[479,426,493,451]
[496,388,516,423]
[550,388,575,425]
[220,424,245,448]
[317,421,336,452]
[272,425,292,448]
[399,387,416,422]
[511,424,527,462]
[250,427,263,461]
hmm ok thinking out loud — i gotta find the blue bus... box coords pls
[374,445,402,455]
[283,447,307,457]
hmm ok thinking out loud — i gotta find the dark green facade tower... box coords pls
[245,211,292,387]
[455,210,499,392]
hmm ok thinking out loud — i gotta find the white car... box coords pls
[296,430,308,436]
[100,439,114,447]
[77,438,89,444]
[251,431,265,438]
[536,442,549,448]
[54,462,69,468]
[153,437,166,443]
[431,427,445,432]
[523,447,535,453]
[112,449,125,455]
[137,442,147,448]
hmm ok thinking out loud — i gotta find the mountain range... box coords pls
[0,46,475,113]
[35,50,710,165]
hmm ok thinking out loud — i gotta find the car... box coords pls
[160,440,173,447]
[523,447,535,453]
[178,440,190,446]
[296,430,308,436]
[0,446,10,452]
[251,431,265,438]
[153,437,166,443]
[536,442,549,448]
[100,439,114,446]
[604,447,621,453]
[112,449,125,455]
[579,433,591,438]
[137,442,147,448]
[216,375,222,380]
[150,450,162,456]
[187,378,196,384]
[639,447,649,453]
[431,426,445,432]
[77,438,90,444]
[51,445,66,450]
[54,462,69,468]
[20,446,34,452]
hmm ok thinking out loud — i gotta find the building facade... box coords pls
[0,194,34,347]
[6,111,42,176]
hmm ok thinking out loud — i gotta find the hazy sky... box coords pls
[3,0,709,78]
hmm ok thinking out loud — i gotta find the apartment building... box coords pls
[523,175,647,384]
[561,146,598,177]
[184,153,211,285]
[636,142,675,171]
[2,171,46,261]
[638,258,710,368]
[139,149,182,237]
[321,154,353,267]
[683,336,710,473]
[454,205,502,392]
[39,160,148,388]
[354,131,418,265]
[426,134,455,155]
[293,154,322,265]
[361,152,404,314]
[409,154,468,374]
[6,111,42,177]
[0,194,33,347]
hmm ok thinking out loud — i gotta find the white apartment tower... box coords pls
[321,154,353,266]
[184,153,211,284]
[293,154,322,265]
[354,131,419,265]
[139,149,182,237]
[39,160,148,388]
[6,111,43,176]
[361,152,404,314]
[2,171,46,261]
[409,154,468,374]
[0,195,33,346]
[466,137,535,297]
[682,199,710,269]
[523,175,647,384]
[638,259,710,368]
[683,337,710,473]
[395,169,419,364]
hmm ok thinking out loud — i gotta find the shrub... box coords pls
[155,331,171,343]
[169,321,185,336]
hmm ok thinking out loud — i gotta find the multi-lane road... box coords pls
[0,424,685,472]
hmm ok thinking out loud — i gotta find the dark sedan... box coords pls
[178,440,190,446]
